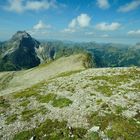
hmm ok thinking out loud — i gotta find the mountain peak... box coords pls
[11,31,31,41]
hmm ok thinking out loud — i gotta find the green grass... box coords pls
[13,82,46,99]
[20,100,30,107]
[35,119,69,139]
[62,85,75,92]
[38,106,48,115]
[36,93,73,109]
[52,97,73,108]
[5,114,17,125]
[95,84,113,96]
[13,130,33,140]
[21,106,48,121]
[36,93,57,103]
[100,103,110,110]
[115,105,127,114]
[87,112,140,140]
[86,132,100,140]
[54,70,83,78]
[0,96,10,108]
[13,119,87,140]
[13,89,38,99]
[132,82,140,92]
[21,109,40,121]
[91,69,139,87]
[90,69,140,96]
[105,118,140,140]
[96,99,103,105]
[91,75,127,86]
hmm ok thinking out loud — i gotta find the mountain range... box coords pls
[0,31,140,72]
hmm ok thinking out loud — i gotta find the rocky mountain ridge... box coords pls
[0,31,40,71]
[1,31,140,71]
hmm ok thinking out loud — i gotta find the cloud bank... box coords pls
[96,22,121,31]
[128,29,140,35]
[97,0,110,9]
[4,0,57,13]
[118,0,140,12]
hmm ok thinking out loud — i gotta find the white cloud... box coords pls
[128,30,140,35]
[118,0,140,12]
[96,22,121,31]
[4,0,57,13]
[68,19,77,28]
[97,0,110,9]
[25,0,55,11]
[33,20,51,30]
[27,20,51,37]
[77,14,91,27]
[64,13,91,33]
[4,0,24,13]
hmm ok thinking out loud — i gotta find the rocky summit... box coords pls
[0,31,40,71]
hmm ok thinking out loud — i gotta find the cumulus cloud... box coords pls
[4,0,24,13]
[25,0,55,11]
[97,0,110,9]
[118,0,140,12]
[96,22,121,31]
[27,20,51,37]
[33,20,51,30]
[68,19,77,28]
[128,30,140,35]
[4,0,57,13]
[64,13,91,33]
[77,14,91,27]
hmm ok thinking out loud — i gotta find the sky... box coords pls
[0,0,140,44]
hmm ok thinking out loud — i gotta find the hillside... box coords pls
[0,53,91,96]
[0,63,140,139]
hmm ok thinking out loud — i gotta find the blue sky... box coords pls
[0,0,140,44]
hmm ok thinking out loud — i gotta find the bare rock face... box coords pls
[0,31,40,71]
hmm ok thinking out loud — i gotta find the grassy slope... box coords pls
[0,53,87,96]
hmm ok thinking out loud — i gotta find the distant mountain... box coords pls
[0,31,88,71]
[0,31,140,71]
[0,31,40,71]
[40,41,140,67]
[86,43,140,67]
